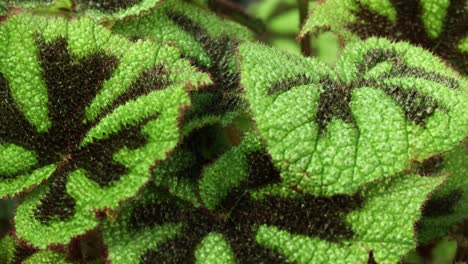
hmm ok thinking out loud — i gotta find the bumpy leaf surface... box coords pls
[22,250,73,264]
[74,0,162,22]
[0,234,38,264]
[112,0,254,157]
[0,235,16,264]
[0,12,210,248]
[102,188,183,264]
[256,174,443,264]
[299,0,467,74]
[104,131,291,263]
[105,163,443,263]
[239,39,467,195]
[418,141,468,243]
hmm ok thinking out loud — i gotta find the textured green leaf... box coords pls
[0,234,38,264]
[239,39,467,195]
[105,132,293,263]
[112,0,252,66]
[195,232,235,264]
[23,250,73,264]
[112,0,255,168]
[299,0,467,74]
[75,0,162,22]
[109,154,442,263]
[417,141,468,243]
[0,235,16,264]
[0,11,210,248]
[102,189,183,264]
[110,0,253,117]
[152,148,201,206]
[198,132,263,210]
[256,174,444,263]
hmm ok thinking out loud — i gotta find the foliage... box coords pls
[0,0,466,263]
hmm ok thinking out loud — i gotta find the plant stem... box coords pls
[297,0,311,56]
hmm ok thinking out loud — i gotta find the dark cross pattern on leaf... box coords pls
[267,48,451,136]
[131,151,363,263]
[0,38,170,223]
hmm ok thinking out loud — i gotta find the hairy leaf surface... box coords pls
[256,174,443,263]
[239,39,467,195]
[418,141,468,243]
[0,12,210,248]
[299,0,467,74]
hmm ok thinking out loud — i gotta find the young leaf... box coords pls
[299,0,467,74]
[256,174,444,264]
[417,141,468,243]
[239,39,467,195]
[0,12,210,248]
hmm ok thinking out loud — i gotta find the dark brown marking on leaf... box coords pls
[35,168,76,222]
[267,74,315,95]
[417,155,444,176]
[347,0,468,74]
[245,151,282,189]
[359,49,459,90]
[77,0,142,12]
[180,124,233,180]
[32,37,161,222]
[73,114,157,187]
[381,85,438,126]
[96,65,171,121]
[130,177,363,263]
[316,78,355,136]
[68,228,107,263]
[422,189,464,217]
[167,12,243,116]
[367,250,377,264]
[36,37,119,166]
[266,47,445,135]
[12,242,37,264]
[0,73,40,155]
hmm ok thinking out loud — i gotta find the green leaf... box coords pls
[198,132,263,210]
[102,189,183,264]
[0,235,16,264]
[239,39,467,195]
[417,141,468,243]
[112,0,252,69]
[195,232,235,264]
[112,0,254,163]
[75,0,162,22]
[0,234,42,264]
[256,174,444,264]
[23,250,74,264]
[299,0,467,74]
[431,237,458,264]
[105,132,290,263]
[152,148,201,206]
[0,11,209,248]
